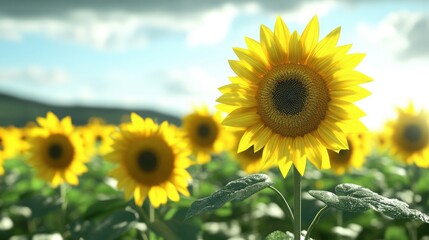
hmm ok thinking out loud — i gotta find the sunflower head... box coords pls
[384,102,429,167]
[217,16,371,177]
[182,105,233,164]
[27,112,88,187]
[105,113,192,208]
[327,132,369,175]
[79,118,116,158]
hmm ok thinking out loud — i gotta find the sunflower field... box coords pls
[1,16,429,240]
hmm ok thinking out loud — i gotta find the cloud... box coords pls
[357,11,429,59]
[0,0,300,18]
[0,66,71,85]
[165,67,220,96]
[0,0,334,50]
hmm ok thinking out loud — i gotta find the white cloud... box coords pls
[186,3,260,46]
[0,66,71,85]
[356,11,424,58]
[279,0,337,24]
[0,3,261,50]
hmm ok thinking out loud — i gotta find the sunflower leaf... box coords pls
[185,174,273,220]
[309,183,429,223]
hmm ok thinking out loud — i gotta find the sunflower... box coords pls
[327,132,369,175]
[181,105,232,164]
[26,112,88,187]
[217,16,371,177]
[0,127,20,160]
[78,117,116,158]
[383,102,429,167]
[229,131,274,174]
[105,113,192,208]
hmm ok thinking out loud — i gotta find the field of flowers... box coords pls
[1,16,429,240]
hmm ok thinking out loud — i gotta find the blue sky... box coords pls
[0,0,428,130]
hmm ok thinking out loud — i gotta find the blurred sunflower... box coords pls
[182,106,232,164]
[79,117,116,158]
[27,112,88,187]
[217,16,371,177]
[0,127,20,160]
[327,132,369,175]
[373,130,389,155]
[105,113,192,208]
[229,131,274,174]
[384,102,429,167]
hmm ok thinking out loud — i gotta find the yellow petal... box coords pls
[301,15,319,57]
[238,123,264,152]
[274,16,290,55]
[229,60,260,82]
[222,108,260,128]
[260,25,284,65]
[165,182,180,202]
[288,31,302,63]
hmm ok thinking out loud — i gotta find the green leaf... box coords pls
[264,230,291,240]
[309,183,429,223]
[185,174,273,220]
[84,208,138,240]
[83,198,127,220]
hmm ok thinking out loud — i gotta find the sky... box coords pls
[0,0,429,130]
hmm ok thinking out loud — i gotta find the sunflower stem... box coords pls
[148,204,156,240]
[60,183,68,234]
[305,205,329,240]
[268,186,294,222]
[293,166,302,240]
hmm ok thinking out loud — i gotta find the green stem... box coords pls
[60,183,68,236]
[407,165,419,240]
[268,186,294,222]
[149,204,156,240]
[60,183,67,212]
[294,166,302,240]
[305,205,329,240]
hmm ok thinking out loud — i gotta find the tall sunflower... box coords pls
[27,112,88,187]
[383,102,429,167]
[105,113,192,208]
[182,106,232,164]
[327,132,369,175]
[217,16,371,177]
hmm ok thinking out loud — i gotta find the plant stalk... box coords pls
[305,205,329,240]
[294,166,302,240]
[268,186,294,222]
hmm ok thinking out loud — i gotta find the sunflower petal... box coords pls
[301,15,319,56]
[274,16,290,55]
[222,108,260,128]
[288,31,302,63]
[260,25,284,65]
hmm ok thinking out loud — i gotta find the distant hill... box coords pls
[0,92,181,127]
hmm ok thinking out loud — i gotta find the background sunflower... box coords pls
[181,105,233,164]
[105,113,192,208]
[327,132,370,175]
[383,102,429,167]
[26,112,89,187]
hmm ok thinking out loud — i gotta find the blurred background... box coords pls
[0,0,428,129]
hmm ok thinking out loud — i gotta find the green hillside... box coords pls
[0,92,180,127]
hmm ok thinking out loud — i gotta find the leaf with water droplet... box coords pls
[185,174,273,220]
[309,183,429,223]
